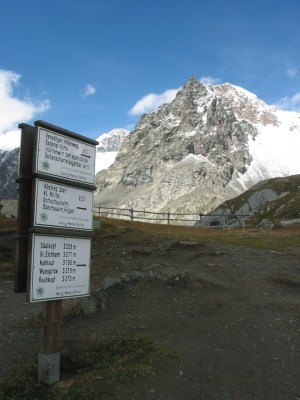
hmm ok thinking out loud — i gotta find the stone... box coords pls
[100,277,123,290]
[79,297,98,316]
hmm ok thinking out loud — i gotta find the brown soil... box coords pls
[0,224,300,399]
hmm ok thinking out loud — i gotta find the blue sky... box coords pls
[1,0,300,148]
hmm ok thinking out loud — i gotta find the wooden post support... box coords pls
[15,124,35,293]
[38,300,63,385]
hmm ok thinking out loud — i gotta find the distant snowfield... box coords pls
[0,130,20,150]
[94,128,129,174]
[230,109,300,192]
[253,110,300,171]
[95,151,118,173]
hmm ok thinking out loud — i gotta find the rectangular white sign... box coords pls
[34,179,93,231]
[35,127,96,185]
[30,234,91,302]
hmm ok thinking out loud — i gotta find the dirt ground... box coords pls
[0,224,300,400]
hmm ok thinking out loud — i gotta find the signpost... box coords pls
[34,179,93,231]
[35,125,96,185]
[30,234,91,302]
[15,120,98,385]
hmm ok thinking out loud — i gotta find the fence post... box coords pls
[98,205,101,217]
[224,211,227,229]
[167,212,170,225]
[130,207,134,221]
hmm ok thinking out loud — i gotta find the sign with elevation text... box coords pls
[34,179,93,230]
[30,234,91,302]
[35,126,96,185]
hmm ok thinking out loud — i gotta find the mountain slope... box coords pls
[198,174,300,227]
[94,77,300,214]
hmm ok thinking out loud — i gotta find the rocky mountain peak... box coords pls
[181,75,207,97]
[95,77,276,213]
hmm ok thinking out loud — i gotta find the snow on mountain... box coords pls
[211,83,278,125]
[180,153,214,166]
[95,128,129,173]
[95,151,119,173]
[220,85,300,195]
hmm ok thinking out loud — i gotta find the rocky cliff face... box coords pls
[0,148,19,198]
[94,77,300,214]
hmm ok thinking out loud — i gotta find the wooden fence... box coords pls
[93,205,249,228]
[0,199,249,228]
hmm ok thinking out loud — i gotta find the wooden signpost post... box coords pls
[15,120,98,385]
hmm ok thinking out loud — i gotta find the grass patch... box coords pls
[0,334,179,400]
[95,217,300,254]
[0,359,40,400]
[25,303,78,328]
[0,212,17,231]
[0,260,15,277]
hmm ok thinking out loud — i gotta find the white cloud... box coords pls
[82,83,97,98]
[286,66,297,79]
[129,87,180,116]
[0,69,50,149]
[200,76,221,86]
[275,92,300,112]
